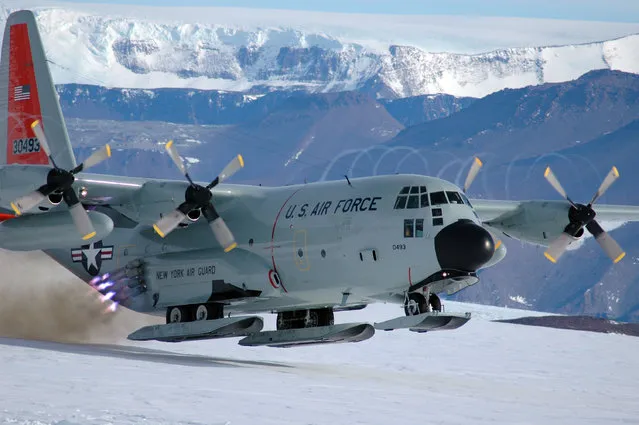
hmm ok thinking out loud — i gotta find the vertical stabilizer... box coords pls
[0,10,76,168]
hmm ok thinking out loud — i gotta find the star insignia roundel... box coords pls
[71,240,114,276]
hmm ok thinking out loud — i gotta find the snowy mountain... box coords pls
[3,4,639,98]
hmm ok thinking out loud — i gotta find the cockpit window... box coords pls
[460,192,473,208]
[395,185,428,209]
[430,191,448,205]
[446,191,464,205]
[394,196,407,209]
[420,193,429,207]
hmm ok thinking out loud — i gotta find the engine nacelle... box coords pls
[0,210,114,250]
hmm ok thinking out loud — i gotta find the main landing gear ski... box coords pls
[238,307,375,348]
[127,302,263,343]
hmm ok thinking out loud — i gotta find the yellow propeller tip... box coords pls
[238,154,244,168]
[612,166,619,177]
[105,144,112,157]
[82,231,97,240]
[494,240,502,250]
[614,252,626,264]
[474,157,483,166]
[166,140,173,149]
[30,120,40,129]
[152,224,166,238]
[10,202,21,216]
[544,167,551,177]
[543,252,557,263]
[224,242,238,253]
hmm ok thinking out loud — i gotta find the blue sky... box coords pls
[62,0,639,22]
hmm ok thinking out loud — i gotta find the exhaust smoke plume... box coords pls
[0,249,159,344]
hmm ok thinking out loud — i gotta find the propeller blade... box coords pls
[165,140,187,176]
[68,202,97,240]
[586,220,626,264]
[543,166,571,203]
[80,145,112,170]
[30,120,52,158]
[208,155,245,189]
[62,187,96,240]
[153,208,187,238]
[202,204,236,252]
[543,232,574,263]
[463,157,482,192]
[589,166,620,206]
[10,187,49,215]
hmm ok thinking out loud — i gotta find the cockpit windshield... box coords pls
[394,186,470,210]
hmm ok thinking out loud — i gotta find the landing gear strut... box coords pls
[166,303,224,323]
[276,308,335,330]
[404,292,442,316]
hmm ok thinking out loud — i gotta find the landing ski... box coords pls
[127,316,264,343]
[374,312,471,333]
[238,322,375,348]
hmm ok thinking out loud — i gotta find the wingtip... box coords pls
[543,251,557,263]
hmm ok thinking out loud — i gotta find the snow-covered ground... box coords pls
[2,299,638,425]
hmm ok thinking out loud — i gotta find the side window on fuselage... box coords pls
[404,218,424,238]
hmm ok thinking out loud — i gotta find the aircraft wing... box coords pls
[471,198,639,262]
[472,199,639,223]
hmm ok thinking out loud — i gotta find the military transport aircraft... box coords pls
[2,9,639,347]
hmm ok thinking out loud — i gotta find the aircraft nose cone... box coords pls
[434,219,494,272]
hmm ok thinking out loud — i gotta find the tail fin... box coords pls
[0,10,76,168]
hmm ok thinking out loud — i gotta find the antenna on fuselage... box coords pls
[344,174,352,187]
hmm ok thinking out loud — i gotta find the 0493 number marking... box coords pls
[12,138,41,155]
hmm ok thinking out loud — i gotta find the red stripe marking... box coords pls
[7,23,48,165]
[270,188,303,293]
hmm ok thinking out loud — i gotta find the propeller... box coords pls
[9,120,112,240]
[461,156,503,252]
[463,157,483,193]
[152,140,243,253]
[543,165,625,264]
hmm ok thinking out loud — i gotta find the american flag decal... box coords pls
[14,84,31,101]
